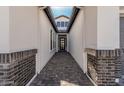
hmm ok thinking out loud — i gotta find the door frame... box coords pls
[58,34,67,52]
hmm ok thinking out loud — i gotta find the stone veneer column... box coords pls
[87,48,121,86]
[0,49,37,86]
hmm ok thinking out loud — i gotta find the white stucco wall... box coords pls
[9,6,38,52]
[97,6,120,49]
[0,7,10,53]
[84,6,97,49]
[68,6,120,73]
[37,8,56,73]
[0,6,57,73]
[69,8,85,72]
[9,7,57,73]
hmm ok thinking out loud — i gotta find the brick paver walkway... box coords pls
[30,52,93,86]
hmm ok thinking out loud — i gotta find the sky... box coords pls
[50,6,73,18]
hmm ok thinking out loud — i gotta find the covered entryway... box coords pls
[0,6,121,86]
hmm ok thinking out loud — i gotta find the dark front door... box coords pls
[59,35,67,51]
[60,37,65,50]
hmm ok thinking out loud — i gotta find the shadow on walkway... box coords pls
[30,52,93,86]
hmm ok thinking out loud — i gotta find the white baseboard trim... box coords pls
[86,73,97,86]
[26,74,37,86]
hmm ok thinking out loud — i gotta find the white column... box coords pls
[84,6,120,74]
[84,6,120,50]
[0,7,10,53]
[84,6,97,49]
[97,6,120,50]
